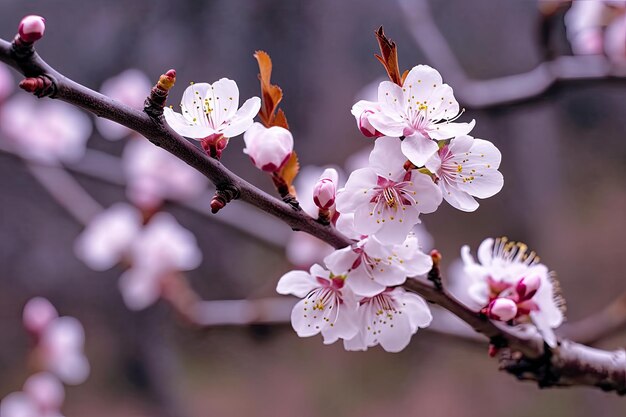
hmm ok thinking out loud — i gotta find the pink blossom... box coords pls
[243,123,294,172]
[313,168,339,210]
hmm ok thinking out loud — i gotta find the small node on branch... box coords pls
[144,68,177,118]
[19,76,55,98]
[210,184,240,214]
[200,133,228,160]
[271,172,301,211]
[427,249,443,290]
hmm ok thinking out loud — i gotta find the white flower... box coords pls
[336,137,442,244]
[96,69,152,141]
[425,135,503,212]
[164,79,260,139]
[242,123,293,172]
[0,95,92,164]
[461,237,565,347]
[354,65,475,166]
[74,203,143,271]
[325,233,432,297]
[276,264,358,345]
[39,317,90,385]
[344,287,432,353]
[122,139,207,209]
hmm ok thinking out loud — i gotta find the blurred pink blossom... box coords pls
[38,317,90,385]
[95,70,152,141]
[23,298,58,335]
[0,65,14,103]
[122,138,207,210]
[0,95,92,164]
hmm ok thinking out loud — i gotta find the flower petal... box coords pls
[401,133,439,167]
[221,96,261,138]
[276,270,317,297]
[205,78,240,127]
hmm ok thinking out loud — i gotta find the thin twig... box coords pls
[1,30,625,394]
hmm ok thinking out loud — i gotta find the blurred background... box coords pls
[1,0,625,416]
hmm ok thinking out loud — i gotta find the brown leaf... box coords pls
[254,50,284,127]
[279,151,300,195]
[273,109,290,130]
[375,26,402,86]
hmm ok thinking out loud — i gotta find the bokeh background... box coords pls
[1,0,625,416]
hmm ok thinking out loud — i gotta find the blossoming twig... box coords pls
[1,22,625,394]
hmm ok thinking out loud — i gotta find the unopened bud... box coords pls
[487,298,518,322]
[357,109,383,138]
[200,133,228,159]
[23,297,58,334]
[313,168,338,210]
[516,275,541,301]
[243,122,293,172]
[18,15,46,43]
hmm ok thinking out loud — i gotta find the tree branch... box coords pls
[1,30,625,395]
[397,0,626,109]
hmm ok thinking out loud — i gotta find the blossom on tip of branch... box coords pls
[353,65,475,166]
[425,135,503,212]
[325,233,432,297]
[344,287,432,353]
[163,79,260,139]
[276,264,358,345]
[351,101,383,138]
[243,122,293,172]
[313,168,339,210]
[1,373,65,417]
[336,137,442,244]
[461,237,565,347]
[18,15,46,43]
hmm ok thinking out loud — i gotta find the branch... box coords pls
[397,0,626,109]
[1,28,625,395]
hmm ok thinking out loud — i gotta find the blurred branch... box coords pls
[558,293,626,345]
[397,0,626,109]
[1,27,625,395]
[25,162,102,225]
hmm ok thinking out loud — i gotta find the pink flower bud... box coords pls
[23,297,58,334]
[357,110,383,138]
[18,15,46,43]
[487,298,518,322]
[243,122,293,172]
[313,168,338,210]
[516,275,541,301]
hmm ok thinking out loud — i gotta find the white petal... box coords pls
[368,136,406,179]
[441,182,480,212]
[396,288,433,330]
[368,110,405,137]
[345,263,387,297]
[427,120,475,141]
[477,238,495,267]
[0,392,38,417]
[335,168,378,213]
[321,302,359,344]
[164,107,214,139]
[324,247,358,275]
[408,171,443,214]
[402,65,444,103]
[377,81,405,113]
[205,78,239,127]
[290,298,324,337]
[118,268,161,311]
[181,82,212,124]
[401,134,439,167]
[221,97,261,138]
[276,270,317,297]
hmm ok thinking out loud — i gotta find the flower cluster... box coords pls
[74,203,202,310]
[0,298,89,417]
[460,237,566,346]
[278,65,503,352]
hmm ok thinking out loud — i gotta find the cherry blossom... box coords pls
[461,237,565,347]
[96,69,152,140]
[344,287,432,352]
[122,138,207,209]
[164,79,260,139]
[0,95,92,164]
[425,135,503,212]
[565,0,626,56]
[336,136,442,244]
[242,123,293,172]
[313,168,339,210]
[23,298,58,335]
[74,203,143,271]
[352,65,475,166]
[276,264,358,344]
[325,233,432,297]
[1,373,65,417]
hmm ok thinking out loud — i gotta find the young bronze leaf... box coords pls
[254,50,283,127]
[374,26,402,86]
[273,109,290,130]
[279,151,300,195]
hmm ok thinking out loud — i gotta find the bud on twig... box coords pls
[19,76,55,97]
[487,298,518,322]
[427,249,443,290]
[18,15,46,43]
[210,184,240,214]
[144,69,176,118]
